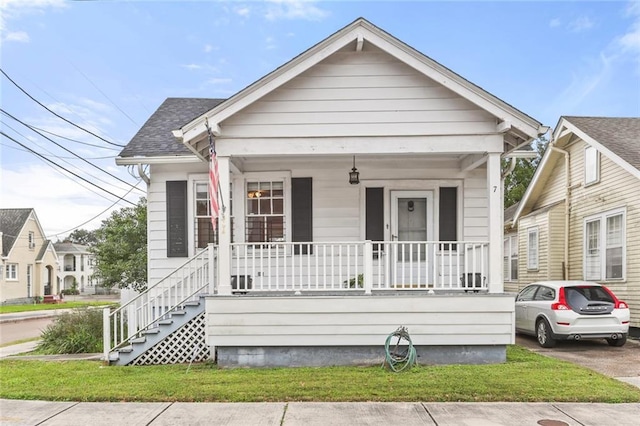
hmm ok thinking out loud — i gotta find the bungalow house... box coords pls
[0,208,58,304]
[510,117,640,335]
[107,18,547,366]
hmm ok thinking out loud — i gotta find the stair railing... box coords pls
[103,244,217,361]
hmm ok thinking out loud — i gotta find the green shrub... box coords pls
[37,308,103,354]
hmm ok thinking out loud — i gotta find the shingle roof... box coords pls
[119,97,226,158]
[36,240,53,261]
[564,117,640,171]
[504,202,520,225]
[0,209,33,257]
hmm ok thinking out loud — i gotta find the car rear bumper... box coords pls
[555,331,627,341]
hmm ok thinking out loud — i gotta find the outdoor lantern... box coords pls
[349,156,360,185]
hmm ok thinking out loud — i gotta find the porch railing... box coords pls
[103,244,216,360]
[230,241,488,293]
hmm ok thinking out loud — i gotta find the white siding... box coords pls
[206,294,514,347]
[221,45,496,139]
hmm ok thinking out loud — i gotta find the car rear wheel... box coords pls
[606,335,627,347]
[536,319,556,348]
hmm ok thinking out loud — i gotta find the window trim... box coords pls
[584,145,600,186]
[527,227,539,271]
[583,208,626,282]
[6,263,18,281]
[28,231,35,250]
[503,233,518,282]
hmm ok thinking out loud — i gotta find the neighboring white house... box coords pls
[53,242,98,294]
[1,208,59,303]
[509,116,640,335]
[108,18,547,366]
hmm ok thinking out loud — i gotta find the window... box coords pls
[28,232,35,249]
[6,264,18,280]
[534,286,555,301]
[194,181,234,249]
[246,180,284,243]
[584,146,600,185]
[27,265,33,297]
[503,234,518,282]
[527,227,538,270]
[585,209,625,281]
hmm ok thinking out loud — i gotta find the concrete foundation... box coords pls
[215,345,506,367]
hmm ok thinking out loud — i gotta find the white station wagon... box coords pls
[515,281,630,347]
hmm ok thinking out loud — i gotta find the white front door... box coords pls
[390,191,434,287]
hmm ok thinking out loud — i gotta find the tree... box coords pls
[92,198,147,292]
[503,137,548,208]
[67,228,97,246]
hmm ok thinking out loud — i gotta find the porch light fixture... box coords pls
[349,156,360,185]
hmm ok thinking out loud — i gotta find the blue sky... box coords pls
[1,0,639,238]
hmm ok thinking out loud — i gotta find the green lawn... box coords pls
[0,301,116,314]
[1,346,638,403]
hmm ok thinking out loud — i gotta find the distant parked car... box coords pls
[515,281,630,348]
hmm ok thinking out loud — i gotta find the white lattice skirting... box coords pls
[131,313,210,365]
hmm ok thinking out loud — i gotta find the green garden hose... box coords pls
[384,326,417,372]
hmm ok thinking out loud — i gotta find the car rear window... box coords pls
[565,286,614,303]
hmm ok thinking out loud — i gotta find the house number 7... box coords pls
[493,186,497,192]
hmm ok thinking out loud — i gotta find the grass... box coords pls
[1,346,638,403]
[0,301,115,314]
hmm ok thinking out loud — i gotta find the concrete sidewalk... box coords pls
[0,400,638,426]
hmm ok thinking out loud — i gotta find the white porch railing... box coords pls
[103,244,216,360]
[230,241,488,293]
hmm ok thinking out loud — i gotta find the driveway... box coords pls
[516,334,640,387]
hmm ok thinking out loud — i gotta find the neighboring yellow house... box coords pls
[510,117,640,335]
[0,209,59,303]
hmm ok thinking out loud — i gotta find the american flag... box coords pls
[208,126,220,228]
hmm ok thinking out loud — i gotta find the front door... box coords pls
[390,191,434,287]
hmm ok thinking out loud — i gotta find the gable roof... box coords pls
[36,240,56,263]
[0,208,33,257]
[118,98,225,159]
[54,241,90,254]
[173,17,545,160]
[513,116,640,224]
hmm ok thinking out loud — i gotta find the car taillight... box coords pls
[552,287,570,310]
[601,286,629,309]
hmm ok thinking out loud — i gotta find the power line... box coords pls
[29,124,120,151]
[1,131,136,206]
[47,181,143,239]
[0,141,116,159]
[0,68,126,148]
[68,60,139,127]
[1,109,144,194]
[1,121,131,190]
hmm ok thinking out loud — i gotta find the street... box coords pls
[0,317,54,346]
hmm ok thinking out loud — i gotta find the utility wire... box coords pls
[68,60,139,127]
[1,121,131,190]
[29,124,120,151]
[1,131,136,206]
[0,68,125,148]
[1,109,144,194]
[0,141,115,159]
[47,180,143,239]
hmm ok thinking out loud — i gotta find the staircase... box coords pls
[103,245,216,365]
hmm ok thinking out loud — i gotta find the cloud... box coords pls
[617,1,640,70]
[203,44,219,53]
[265,36,277,50]
[549,18,561,28]
[3,30,29,42]
[181,63,219,73]
[0,0,66,40]
[265,0,329,21]
[235,6,251,17]
[205,78,232,85]
[568,15,594,33]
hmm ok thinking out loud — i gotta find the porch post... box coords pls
[363,240,373,295]
[487,152,503,293]
[217,156,232,295]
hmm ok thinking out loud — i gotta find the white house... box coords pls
[107,18,546,366]
[53,242,98,295]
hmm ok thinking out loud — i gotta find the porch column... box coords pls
[217,156,232,295]
[487,153,503,293]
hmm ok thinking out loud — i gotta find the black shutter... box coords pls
[166,181,188,257]
[439,187,457,250]
[366,187,384,254]
[292,178,312,255]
